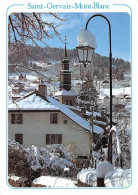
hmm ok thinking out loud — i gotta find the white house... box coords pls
[8,85,103,157]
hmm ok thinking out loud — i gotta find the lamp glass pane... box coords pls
[83,49,87,62]
[87,48,94,62]
[78,48,84,62]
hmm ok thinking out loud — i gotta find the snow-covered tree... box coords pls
[77,71,99,111]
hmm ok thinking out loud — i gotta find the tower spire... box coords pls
[64,36,67,58]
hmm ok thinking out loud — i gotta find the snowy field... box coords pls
[32,176,77,188]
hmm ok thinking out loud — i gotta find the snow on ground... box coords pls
[104,168,131,187]
[77,166,131,188]
[77,168,97,186]
[32,176,77,188]
[8,175,21,181]
[99,87,131,99]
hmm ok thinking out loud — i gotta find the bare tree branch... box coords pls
[8,12,65,64]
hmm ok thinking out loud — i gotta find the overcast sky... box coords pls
[44,12,131,62]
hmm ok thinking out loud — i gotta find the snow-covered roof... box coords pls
[66,105,81,112]
[47,95,103,134]
[8,93,59,111]
[94,120,106,126]
[55,89,76,96]
[86,111,101,117]
[8,91,103,134]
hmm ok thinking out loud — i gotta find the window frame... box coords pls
[63,120,68,124]
[46,134,62,145]
[15,133,23,144]
[50,113,58,124]
[11,113,23,124]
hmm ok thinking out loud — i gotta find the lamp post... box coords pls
[76,14,113,164]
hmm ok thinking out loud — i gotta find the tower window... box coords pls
[66,100,69,105]
[70,100,72,106]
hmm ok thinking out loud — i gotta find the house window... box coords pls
[70,100,72,106]
[46,134,62,144]
[66,100,68,105]
[50,113,58,124]
[11,114,23,124]
[15,134,23,144]
[63,120,68,124]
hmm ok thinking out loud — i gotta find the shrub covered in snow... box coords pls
[8,140,32,180]
[26,144,77,176]
[8,140,41,186]
[8,140,77,180]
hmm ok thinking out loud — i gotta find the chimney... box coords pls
[38,85,47,97]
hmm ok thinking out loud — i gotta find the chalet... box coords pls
[8,84,104,158]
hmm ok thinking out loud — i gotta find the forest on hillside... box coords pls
[9,45,130,72]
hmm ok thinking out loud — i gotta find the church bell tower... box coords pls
[56,36,76,106]
[59,36,71,91]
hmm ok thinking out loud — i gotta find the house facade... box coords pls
[8,85,103,157]
[8,110,91,156]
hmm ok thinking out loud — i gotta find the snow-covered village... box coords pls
[8,12,131,188]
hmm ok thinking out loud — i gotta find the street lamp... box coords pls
[76,14,113,164]
[76,29,96,67]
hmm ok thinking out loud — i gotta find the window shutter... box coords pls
[11,114,15,124]
[50,114,53,123]
[19,134,23,144]
[46,134,50,144]
[18,114,23,124]
[55,114,58,124]
[58,134,62,144]
[15,134,18,142]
